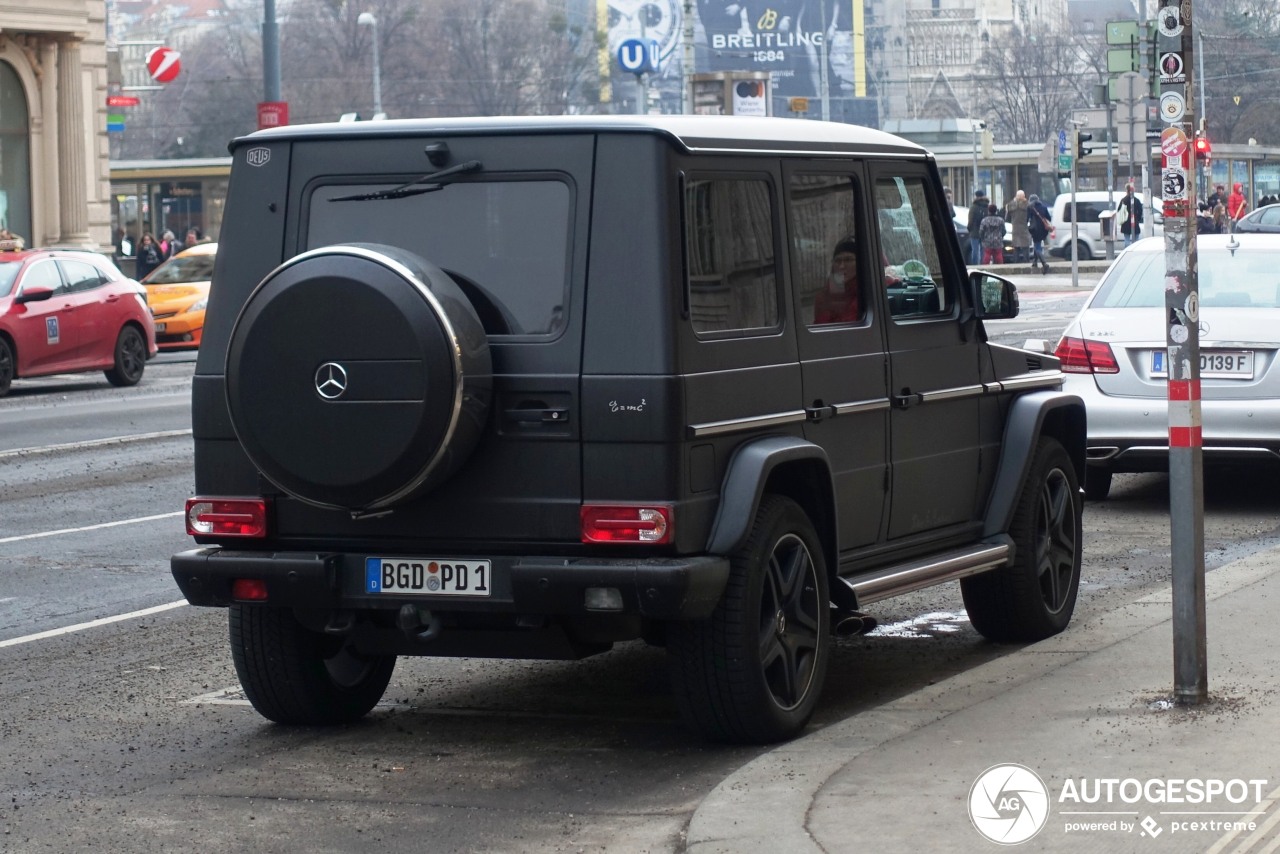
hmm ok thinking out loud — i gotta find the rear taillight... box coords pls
[1054,336,1119,374]
[185,497,268,538]
[580,504,672,544]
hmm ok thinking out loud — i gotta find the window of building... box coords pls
[0,61,32,242]
[684,177,779,334]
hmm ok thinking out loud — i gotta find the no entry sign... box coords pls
[146,46,181,84]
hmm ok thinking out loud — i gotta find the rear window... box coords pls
[1092,247,1280,309]
[307,179,571,336]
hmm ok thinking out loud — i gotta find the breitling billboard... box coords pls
[603,0,872,123]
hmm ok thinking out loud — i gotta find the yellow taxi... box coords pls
[142,242,216,350]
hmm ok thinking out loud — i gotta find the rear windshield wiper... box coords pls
[330,159,483,202]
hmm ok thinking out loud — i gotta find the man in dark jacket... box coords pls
[967,188,989,264]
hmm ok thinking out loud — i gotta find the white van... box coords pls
[1048,191,1162,260]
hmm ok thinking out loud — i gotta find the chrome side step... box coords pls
[838,543,1011,607]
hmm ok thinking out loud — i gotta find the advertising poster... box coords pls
[603,0,870,123]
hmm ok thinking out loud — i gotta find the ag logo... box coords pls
[969,763,1050,845]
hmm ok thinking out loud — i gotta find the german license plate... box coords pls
[365,557,492,596]
[154,322,166,332]
[1151,349,1254,378]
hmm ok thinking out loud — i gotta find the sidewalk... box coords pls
[688,548,1280,853]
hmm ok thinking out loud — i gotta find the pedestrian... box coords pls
[979,203,1006,266]
[1212,202,1228,234]
[1228,183,1248,225]
[1117,184,1143,248]
[1027,193,1053,274]
[1005,190,1031,264]
[134,232,164,280]
[967,188,988,265]
[1207,184,1226,209]
[944,187,956,219]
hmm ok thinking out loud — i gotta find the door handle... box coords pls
[503,407,569,424]
[892,390,922,409]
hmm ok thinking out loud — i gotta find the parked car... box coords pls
[1054,233,1280,499]
[171,115,1085,744]
[0,247,156,397]
[141,242,216,350]
[1232,203,1280,234]
[1049,191,1163,261]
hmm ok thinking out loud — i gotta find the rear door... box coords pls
[784,164,889,551]
[289,133,593,544]
[56,258,115,364]
[870,166,984,541]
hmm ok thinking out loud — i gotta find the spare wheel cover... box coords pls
[225,244,491,511]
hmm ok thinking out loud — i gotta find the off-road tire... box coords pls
[230,604,396,725]
[104,325,147,387]
[0,336,13,396]
[668,495,830,744]
[962,437,1082,643]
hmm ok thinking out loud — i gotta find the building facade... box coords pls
[866,0,1069,126]
[0,1,111,250]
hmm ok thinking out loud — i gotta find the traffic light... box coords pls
[1076,131,1094,159]
[1194,134,1212,161]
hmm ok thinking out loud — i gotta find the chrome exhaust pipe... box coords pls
[832,610,878,637]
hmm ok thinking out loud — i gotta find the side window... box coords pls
[684,177,780,335]
[874,176,950,319]
[21,260,63,294]
[59,259,106,293]
[789,173,865,327]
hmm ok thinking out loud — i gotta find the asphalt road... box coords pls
[4,312,1280,852]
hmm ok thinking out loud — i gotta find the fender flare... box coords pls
[982,391,1086,538]
[705,435,834,559]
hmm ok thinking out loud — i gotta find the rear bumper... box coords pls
[171,547,730,621]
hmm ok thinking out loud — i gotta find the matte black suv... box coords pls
[171,116,1085,744]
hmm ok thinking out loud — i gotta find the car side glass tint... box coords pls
[789,173,865,328]
[684,177,779,335]
[59,259,104,292]
[874,176,948,320]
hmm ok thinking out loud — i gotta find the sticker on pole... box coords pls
[1158,6,1184,37]
[1160,52,1186,83]
[1162,167,1189,201]
[1161,127,1188,159]
[146,46,181,84]
[1159,91,1185,123]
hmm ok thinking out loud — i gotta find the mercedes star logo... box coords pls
[315,362,348,399]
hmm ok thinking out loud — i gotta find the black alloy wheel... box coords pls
[105,325,147,386]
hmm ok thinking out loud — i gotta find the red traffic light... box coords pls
[1194,135,1212,159]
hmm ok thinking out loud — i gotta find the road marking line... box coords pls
[0,429,193,460]
[0,600,187,650]
[0,511,184,544]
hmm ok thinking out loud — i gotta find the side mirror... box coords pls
[15,285,54,304]
[970,271,1019,319]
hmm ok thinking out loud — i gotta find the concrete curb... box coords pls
[685,549,1280,853]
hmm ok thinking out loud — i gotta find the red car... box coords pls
[0,248,157,397]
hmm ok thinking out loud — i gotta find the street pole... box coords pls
[263,0,281,103]
[1070,127,1079,287]
[1157,0,1207,706]
[682,0,694,114]
[971,122,979,195]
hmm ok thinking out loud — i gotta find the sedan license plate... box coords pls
[154,322,166,332]
[365,557,492,596]
[1151,349,1254,379]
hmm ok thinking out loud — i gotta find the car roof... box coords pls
[173,242,218,257]
[0,247,110,263]
[1122,232,1280,253]
[232,115,928,159]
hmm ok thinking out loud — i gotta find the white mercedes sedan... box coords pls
[1054,233,1280,499]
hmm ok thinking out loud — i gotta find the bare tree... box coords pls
[972,25,1099,144]
[1197,0,1280,144]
